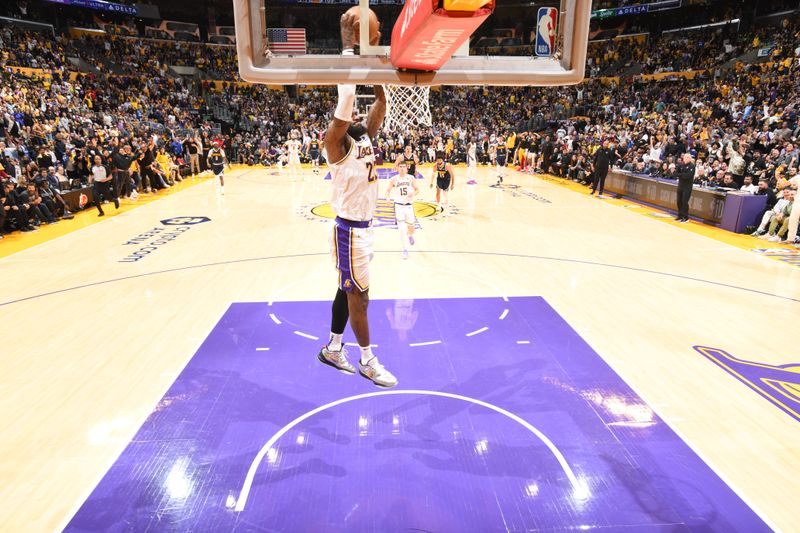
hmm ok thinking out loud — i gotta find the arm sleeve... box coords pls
[334,84,356,122]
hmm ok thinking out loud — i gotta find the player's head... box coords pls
[397,160,407,174]
[404,145,412,156]
[435,152,445,166]
[347,120,368,140]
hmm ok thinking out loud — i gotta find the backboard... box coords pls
[233,0,590,86]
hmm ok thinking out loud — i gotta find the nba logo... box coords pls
[535,7,558,57]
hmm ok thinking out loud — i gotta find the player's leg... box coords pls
[395,204,409,257]
[405,205,416,243]
[319,224,357,373]
[348,226,397,387]
[318,286,355,373]
[406,208,416,248]
[218,170,225,194]
[347,289,396,387]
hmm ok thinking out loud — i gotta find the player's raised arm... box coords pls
[366,85,386,140]
[324,9,361,164]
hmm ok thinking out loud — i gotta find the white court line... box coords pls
[409,340,442,347]
[269,313,281,325]
[516,340,531,345]
[293,331,319,341]
[466,326,489,337]
[502,296,509,302]
[234,389,586,512]
[499,309,509,320]
[55,303,234,532]
[255,347,270,351]
[572,341,781,531]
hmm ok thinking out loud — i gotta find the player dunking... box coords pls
[431,153,454,214]
[207,141,227,194]
[386,160,419,259]
[316,7,397,388]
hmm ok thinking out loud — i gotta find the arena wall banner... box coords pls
[591,0,681,19]
[638,69,706,81]
[45,0,138,16]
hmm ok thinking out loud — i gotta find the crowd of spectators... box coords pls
[4,12,798,79]
[2,14,799,242]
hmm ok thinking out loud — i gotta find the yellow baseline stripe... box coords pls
[0,173,213,259]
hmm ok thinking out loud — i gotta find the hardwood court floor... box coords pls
[1,164,798,531]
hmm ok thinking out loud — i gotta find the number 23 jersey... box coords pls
[325,134,377,222]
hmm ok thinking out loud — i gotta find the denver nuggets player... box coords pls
[316,6,396,388]
[430,153,455,214]
[399,144,419,177]
[307,135,322,175]
[207,141,227,194]
[386,160,420,259]
[496,136,508,184]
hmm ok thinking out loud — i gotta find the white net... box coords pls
[383,85,432,132]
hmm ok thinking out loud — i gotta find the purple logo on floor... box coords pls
[695,346,800,422]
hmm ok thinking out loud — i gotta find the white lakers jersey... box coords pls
[287,139,301,155]
[392,173,414,204]
[326,135,378,221]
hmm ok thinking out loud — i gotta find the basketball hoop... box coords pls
[384,85,432,132]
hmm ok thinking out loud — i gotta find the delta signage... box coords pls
[592,0,681,20]
[45,0,138,15]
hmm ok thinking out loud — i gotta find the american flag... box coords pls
[267,28,307,55]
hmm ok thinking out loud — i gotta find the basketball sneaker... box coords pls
[359,356,398,388]
[408,235,415,246]
[317,345,356,374]
[402,250,409,260]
